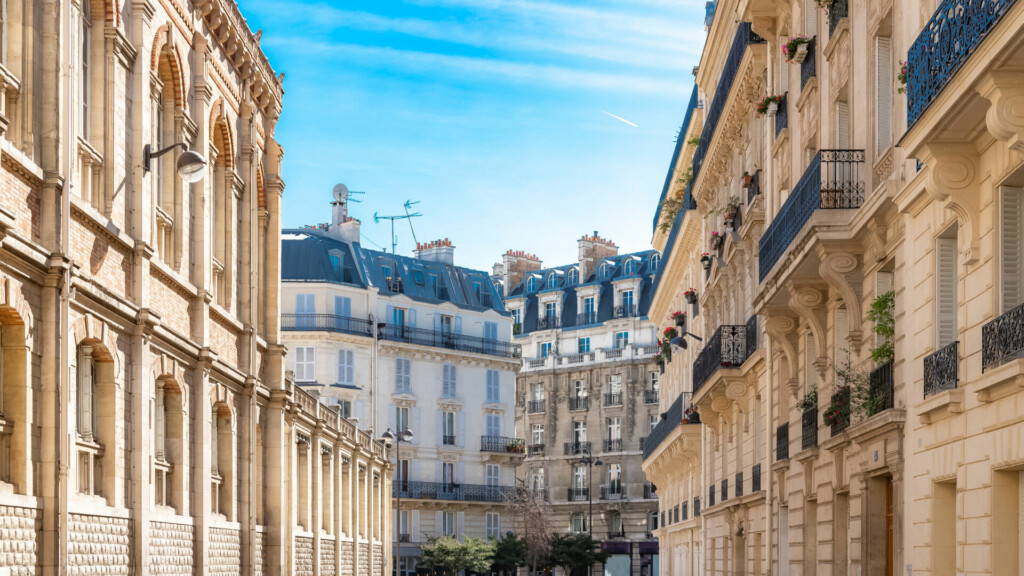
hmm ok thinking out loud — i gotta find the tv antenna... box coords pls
[374,202,423,254]
[403,200,421,246]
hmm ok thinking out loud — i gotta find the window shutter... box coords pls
[1002,187,1024,312]
[155,385,166,459]
[386,305,395,325]
[456,511,465,540]
[78,348,94,437]
[335,296,351,317]
[455,316,463,334]
[435,511,443,537]
[875,36,893,155]
[835,101,850,149]
[457,411,466,447]
[804,0,817,34]
[937,236,959,345]
[412,510,422,543]
[408,309,417,328]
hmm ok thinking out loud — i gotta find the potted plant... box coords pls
[687,136,701,147]
[683,289,698,305]
[656,353,665,374]
[659,338,673,363]
[897,60,908,94]
[663,326,679,340]
[797,388,818,411]
[700,252,713,270]
[822,387,850,428]
[755,95,785,116]
[672,310,687,326]
[782,36,814,63]
[710,231,724,250]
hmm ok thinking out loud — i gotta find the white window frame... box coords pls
[486,370,500,403]
[295,346,315,382]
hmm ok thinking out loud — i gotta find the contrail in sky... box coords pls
[602,110,639,128]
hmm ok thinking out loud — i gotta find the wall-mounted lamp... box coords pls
[143,143,207,183]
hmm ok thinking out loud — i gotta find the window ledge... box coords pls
[0,489,41,509]
[916,388,964,425]
[975,358,1024,402]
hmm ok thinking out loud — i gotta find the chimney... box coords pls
[328,183,361,243]
[577,230,618,281]
[500,249,543,296]
[415,238,456,265]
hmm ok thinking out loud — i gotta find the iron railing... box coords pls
[869,361,895,414]
[775,93,788,137]
[604,392,624,407]
[644,389,659,404]
[537,317,560,330]
[379,324,517,358]
[828,0,849,33]
[907,0,1016,127]
[527,399,546,414]
[282,314,373,337]
[644,483,657,499]
[653,86,700,233]
[576,313,598,326]
[982,302,1024,371]
[569,397,589,411]
[642,392,694,460]
[924,341,959,397]
[614,305,638,319]
[600,485,624,500]
[564,441,591,456]
[800,38,816,90]
[693,318,757,394]
[528,443,545,456]
[568,487,590,502]
[735,472,744,498]
[776,423,789,461]
[752,464,762,492]
[604,439,624,452]
[759,150,866,281]
[801,405,818,450]
[394,481,518,503]
[829,387,851,436]
[480,436,525,454]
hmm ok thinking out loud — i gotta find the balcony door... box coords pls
[334,296,351,331]
[296,294,315,328]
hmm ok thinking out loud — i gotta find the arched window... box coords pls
[566,267,579,286]
[650,254,661,272]
[211,117,235,308]
[624,259,637,276]
[527,276,538,293]
[546,273,558,290]
[0,314,27,493]
[80,1,92,141]
[211,402,235,519]
[601,263,612,279]
[153,46,184,266]
[154,377,184,511]
[76,342,114,499]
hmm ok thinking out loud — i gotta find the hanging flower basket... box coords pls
[897,60,908,94]
[663,327,679,341]
[782,36,814,63]
[742,172,753,188]
[684,289,697,304]
[672,310,687,326]
[700,252,713,271]
[660,338,673,362]
[756,95,785,116]
[710,231,724,250]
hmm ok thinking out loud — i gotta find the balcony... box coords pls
[643,389,659,404]
[801,405,818,450]
[568,487,590,502]
[599,485,623,500]
[983,302,1024,371]
[480,436,525,454]
[604,392,624,407]
[527,399,546,414]
[774,93,788,137]
[758,150,866,282]
[282,314,373,337]
[828,387,851,436]
[691,23,765,184]
[613,305,638,319]
[924,341,959,397]
[564,441,591,456]
[528,443,545,456]
[394,481,519,503]
[537,317,560,330]
[776,423,789,461]
[907,0,1017,127]
[442,435,456,446]
[642,392,698,461]
[576,312,598,326]
[560,352,594,365]
[569,397,589,411]
[752,464,762,492]
[604,439,623,452]
[800,38,816,90]
[692,317,758,395]
[644,483,657,499]
[869,361,895,413]
[379,324,518,358]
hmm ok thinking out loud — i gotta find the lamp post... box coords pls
[382,427,413,576]
[579,444,603,537]
[142,142,208,183]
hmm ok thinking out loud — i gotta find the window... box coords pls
[334,296,352,323]
[486,464,500,486]
[412,270,425,286]
[336,349,354,385]
[329,250,345,278]
[395,358,411,392]
[649,413,659,432]
[875,35,893,154]
[573,379,588,399]
[530,383,545,401]
[396,406,410,433]
[486,512,501,540]
[531,468,546,492]
[527,277,538,292]
[442,462,456,487]
[567,268,579,285]
[212,405,234,519]
[442,510,456,537]
[154,379,183,511]
[546,274,558,289]
[511,308,521,327]
[295,294,315,328]
[650,254,661,272]
[573,421,587,443]
[573,465,587,489]
[609,374,622,395]
[393,307,407,327]
[607,417,622,441]
[544,302,557,324]
[443,412,456,445]
[486,413,501,437]
[1001,187,1024,312]
[80,1,91,140]
[439,314,454,334]
[578,337,591,354]
[571,512,588,533]
[624,259,637,276]
[486,370,500,403]
[620,290,635,315]
[835,99,850,149]
[601,263,612,279]
[540,342,553,358]
[608,510,623,536]
[339,400,352,419]
[582,296,596,323]
[442,364,457,397]
[936,227,959,346]
[531,424,544,445]
[614,332,630,349]
[608,463,622,494]
[294,347,315,382]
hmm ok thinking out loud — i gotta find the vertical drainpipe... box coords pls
[765,327,775,575]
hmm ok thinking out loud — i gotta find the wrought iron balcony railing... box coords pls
[604,439,623,452]
[528,443,545,455]
[282,314,373,337]
[907,0,1016,127]
[924,341,959,397]
[568,487,590,502]
[576,313,598,326]
[775,93,788,137]
[604,392,624,407]
[569,397,589,411]
[642,392,695,460]
[800,38,816,90]
[379,324,517,358]
[776,423,789,461]
[644,389,659,404]
[752,464,762,492]
[600,485,624,500]
[982,301,1024,371]
[394,481,518,503]
[480,436,525,454]
[527,399,546,414]
[613,305,638,319]
[828,0,849,33]
[693,317,758,395]
[537,317,560,330]
[758,150,866,281]
[564,441,591,456]
[802,405,818,450]
[653,86,699,233]
[869,361,895,413]
[644,483,657,499]
[828,387,851,436]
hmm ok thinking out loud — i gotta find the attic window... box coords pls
[413,270,426,286]
[601,263,613,279]
[472,282,482,300]
[328,249,345,277]
[527,277,539,292]
[567,268,579,286]
[650,254,661,272]
[382,265,393,279]
[546,274,558,290]
[624,259,637,276]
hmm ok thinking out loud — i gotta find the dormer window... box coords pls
[546,274,558,290]
[624,259,637,276]
[328,249,345,276]
[413,270,425,286]
[650,254,661,272]
[601,263,613,279]
[527,276,539,292]
[567,268,579,286]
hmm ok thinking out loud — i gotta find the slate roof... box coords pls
[281,229,507,314]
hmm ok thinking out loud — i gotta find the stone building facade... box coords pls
[498,237,662,576]
[0,2,390,576]
[280,185,523,576]
[643,0,1024,575]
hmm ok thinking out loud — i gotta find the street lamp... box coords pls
[578,444,603,537]
[382,427,414,576]
[142,142,208,183]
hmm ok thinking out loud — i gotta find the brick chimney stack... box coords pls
[577,231,618,281]
[500,249,543,296]
[415,238,456,265]
[328,183,361,243]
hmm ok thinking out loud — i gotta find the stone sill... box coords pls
[149,509,194,526]
[0,490,41,510]
[821,408,906,450]
[823,19,849,60]
[916,387,963,425]
[68,496,131,519]
[796,77,818,111]
[701,491,766,517]
[974,357,1024,402]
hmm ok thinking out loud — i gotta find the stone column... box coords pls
[192,353,216,575]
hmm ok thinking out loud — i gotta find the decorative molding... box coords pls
[977,71,1024,152]
[921,142,982,265]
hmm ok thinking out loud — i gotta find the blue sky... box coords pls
[241,0,706,271]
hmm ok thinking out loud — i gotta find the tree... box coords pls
[547,533,608,576]
[507,480,552,573]
[418,537,495,576]
[492,532,528,575]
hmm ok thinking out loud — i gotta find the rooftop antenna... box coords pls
[373,205,423,254]
[403,200,421,246]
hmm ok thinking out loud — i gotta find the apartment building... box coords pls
[497,237,662,576]
[645,0,1024,575]
[0,2,392,576]
[281,185,523,575]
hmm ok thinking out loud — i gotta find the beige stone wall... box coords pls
[0,504,39,576]
[150,521,194,576]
